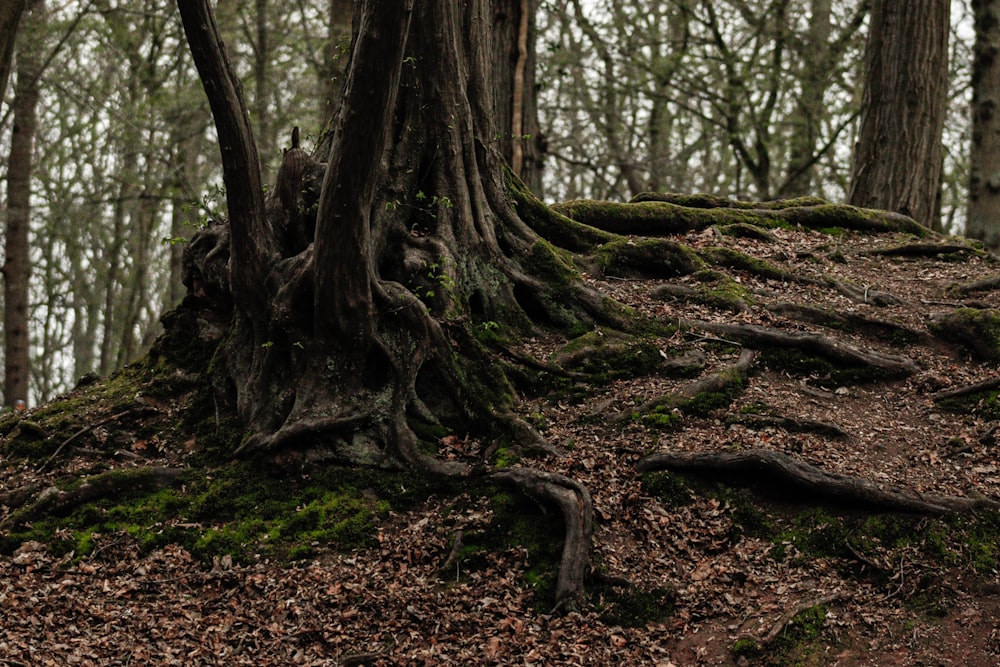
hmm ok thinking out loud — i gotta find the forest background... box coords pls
[0,0,989,407]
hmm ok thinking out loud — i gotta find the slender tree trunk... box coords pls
[492,0,543,194]
[254,0,273,178]
[3,0,42,408]
[98,135,134,375]
[967,0,1000,248]
[178,0,271,312]
[0,0,28,109]
[849,0,949,229]
[781,0,832,197]
[319,0,352,128]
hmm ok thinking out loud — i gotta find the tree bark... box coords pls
[177,0,271,313]
[493,0,544,194]
[253,0,273,180]
[967,0,1000,249]
[0,0,28,110]
[312,1,412,344]
[181,0,605,607]
[3,0,42,408]
[848,0,949,229]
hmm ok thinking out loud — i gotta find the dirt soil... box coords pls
[2,222,1000,665]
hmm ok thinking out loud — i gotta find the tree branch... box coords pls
[177,0,272,308]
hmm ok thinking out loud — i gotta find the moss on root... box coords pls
[595,238,704,278]
[0,462,431,565]
[929,307,1000,362]
[553,329,664,380]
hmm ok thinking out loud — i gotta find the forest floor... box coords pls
[2,218,1000,665]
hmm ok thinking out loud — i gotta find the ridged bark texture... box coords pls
[849,0,949,229]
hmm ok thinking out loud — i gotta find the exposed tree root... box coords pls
[491,467,594,612]
[728,413,850,440]
[864,242,978,258]
[553,196,927,236]
[0,483,41,512]
[948,274,1000,296]
[617,349,756,423]
[752,592,845,647]
[930,377,1000,402]
[653,283,751,314]
[928,307,1000,363]
[637,449,996,513]
[820,278,906,307]
[629,192,830,209]
[685,320,919,377]
[766,302,927,344]
[1,467,184,531]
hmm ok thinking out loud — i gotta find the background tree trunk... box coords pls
[0,0,28,110]
[849,0,949,229]
[319,0,352,128]
[967,0,1000,249]
[780,0,832,197]
[3,0,42,408]
[493,0,544,195]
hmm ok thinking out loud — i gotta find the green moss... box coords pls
[0,461,436,568]
[524,240,576,284]
[491,444,520,468]
[716,222,779,242]
[732,637,762,660]
[554,329,663,380]
[934,387,1000,418]
[456,489,564,609]
[700,246,790,282]
[596,586,675,627]
[681,375,747,416]
[634,406,682,430]
[506,169,613,252]
[595,238,703,278]
[739,402,771,415]
[641,471,695,508]
[929,307,1000,362]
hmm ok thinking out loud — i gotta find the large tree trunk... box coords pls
[179,0,601,609]
[967,0,1000,249]
[186,0,602,464]
[848,0,949,229]
[3,0,42,408]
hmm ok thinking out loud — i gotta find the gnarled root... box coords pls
[637,449,996,513]
[491,467,594,612]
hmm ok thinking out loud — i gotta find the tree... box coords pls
[0,0,28,108]
[492,0,545,194]
[174,0,981,614]
[178,0,603,608]
[3,0,42,408]
[849,0,950,229]
[967,0,1000,248]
